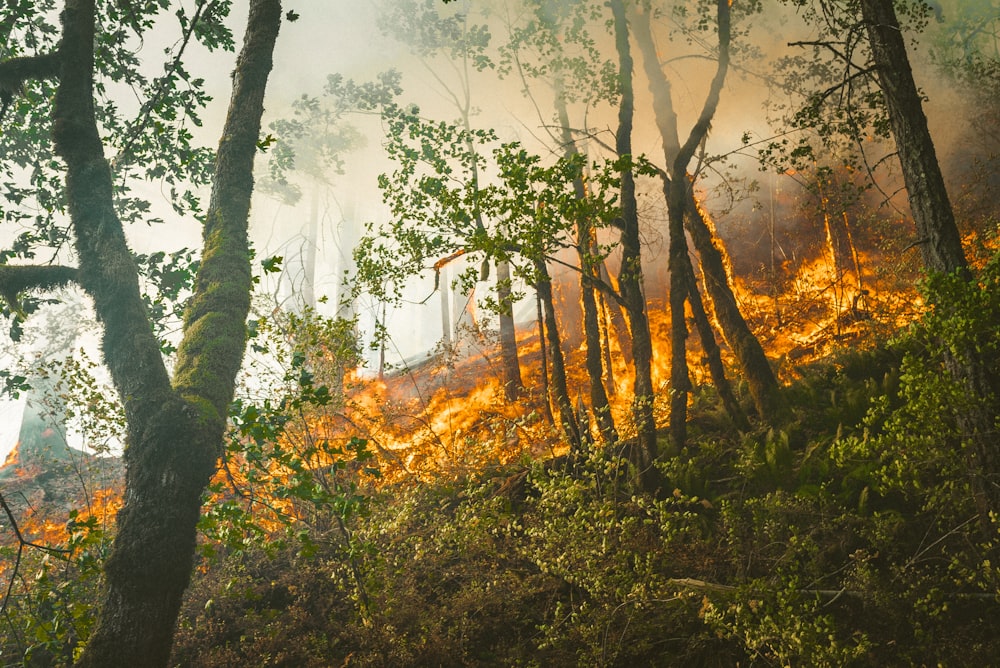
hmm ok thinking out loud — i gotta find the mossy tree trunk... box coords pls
[42,1,283,666]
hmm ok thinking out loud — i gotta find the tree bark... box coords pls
[497,258,524,401]
[632,4,779,426]
[553,75,618,446]
[535,290,555,425]
[57,2,281,666]
[685,259,749,430]
[663,0,731,448]
[535,259,581,449]
[610,0,658,491]
[860,0,1000,525]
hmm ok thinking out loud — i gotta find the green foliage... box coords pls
[0,1,233,285]
[1,496,115,666]
[354,103,638,316]
[135,247,201,355]
[200,306,371,578]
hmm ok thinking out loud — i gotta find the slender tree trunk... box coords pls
[497,259,524,401]
[60,2,282,665]
[860,0,1000,524]
[535,259,581,449]
[632,4,779,425]
[553,76,618,446]
[536,290,555,425]
[686,261,749,429]
[599,257,633,367]
[579,244,619,446]
[610,0,658,490]
[598,289,617,398]
[667,206,693,448]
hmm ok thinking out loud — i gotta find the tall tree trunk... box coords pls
[61,2,282,665]
[497,258,524,401]
[684,188,783,422]
[553,75,618,446]
[610,0,658,490]
[860,0,1000,524]
[685,260,749,430]
[632,4,780,425]
[535,290,555,425]
[599,257,633,368]
[535,259,581,449]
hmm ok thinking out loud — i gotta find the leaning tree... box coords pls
[0,0,282,665]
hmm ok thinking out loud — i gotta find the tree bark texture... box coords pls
[497,258,524,401]
[610,0,658,490]
[859,0,966,276]
[860,0,1000,526]
[632,4,779,426]
[663,0,731,448]
[535,290,555,425]
[535,259,581,449]
[56,2,282,666]
[553,76,618,446]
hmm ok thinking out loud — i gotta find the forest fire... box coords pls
[3,0,999,664]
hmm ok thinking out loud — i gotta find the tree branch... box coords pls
[0,263,78,312]
[0,51,60,119]
[0,264,78,295]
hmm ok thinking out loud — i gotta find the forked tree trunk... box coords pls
[632,5,780,426]
[55,2,282,665]
[665,0,731,448]
[553,76,618,446]
[599,256,633,367]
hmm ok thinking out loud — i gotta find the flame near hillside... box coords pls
[4,192,993,559]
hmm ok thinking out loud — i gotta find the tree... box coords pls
[857,0,1000,528]
[631,3,777,430]
[260,92,365,312]
[609,0,659,489]
[0,0,282,664]
[378,0,524,400]
[498,0,622,447]
[780,0,1000,530]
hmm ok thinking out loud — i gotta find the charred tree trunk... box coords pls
[579,241,619,446]
[684,189,783,422]
[860,0,1000,524]
[497,259,524,401]
[535,259,581,449]
[632,4,780,426]
[53,2,282,666]
[610,0,658,490]
[667,206,694,448]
